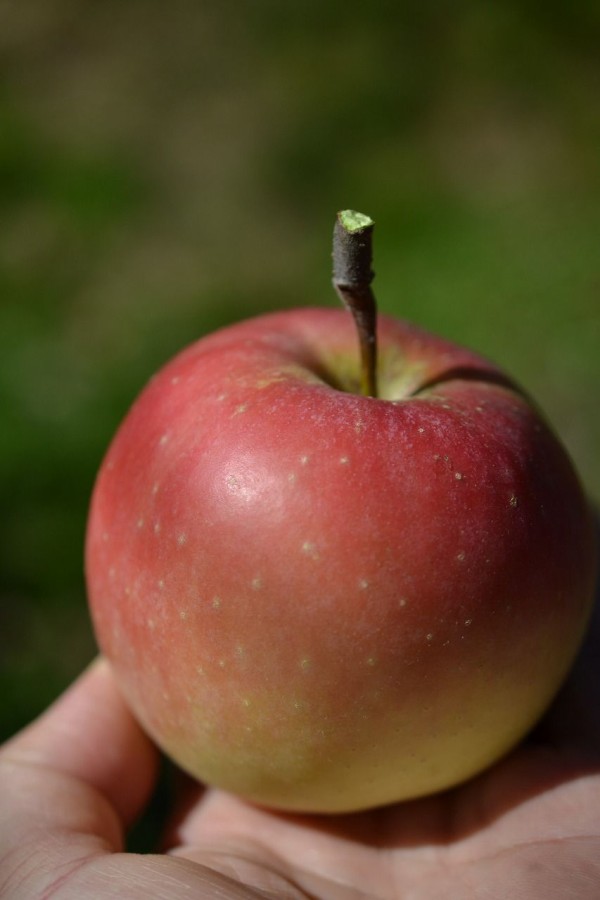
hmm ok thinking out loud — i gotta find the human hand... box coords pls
[2,562,599,899]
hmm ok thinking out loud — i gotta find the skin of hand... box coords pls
[1,545,599,899]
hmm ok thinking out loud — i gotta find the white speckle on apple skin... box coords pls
[456,552,466,562]
[251,577,263,591]
[399,597,407,608]
[212,596,221,609]
[358,579,369,590]
[454,472,464,481]
[159,433,169,446]
[136,517,144,529]
[153,521,161,535]
[300,658,311,671]
[299,455,309,465]
[177,532,187,546]
[301,541,319,560]
[340,456,350,465]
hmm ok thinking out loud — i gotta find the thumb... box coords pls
[1,657,159,832]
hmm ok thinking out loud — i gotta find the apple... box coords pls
[85,214,596,813]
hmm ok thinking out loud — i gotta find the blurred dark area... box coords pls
[1,1,599,751]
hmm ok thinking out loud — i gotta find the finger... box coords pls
[2,656,159,827]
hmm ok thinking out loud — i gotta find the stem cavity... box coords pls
[332,210,378,398]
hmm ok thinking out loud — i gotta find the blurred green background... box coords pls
[1,1,599,743]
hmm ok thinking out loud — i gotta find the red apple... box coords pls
[85,307,596,813]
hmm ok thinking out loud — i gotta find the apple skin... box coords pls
[85,308,596,813]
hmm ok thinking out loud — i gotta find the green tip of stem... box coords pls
[338,209,374,233]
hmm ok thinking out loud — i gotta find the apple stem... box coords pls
[332,210,378,398]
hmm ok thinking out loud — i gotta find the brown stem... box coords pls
[332,210,378,398]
